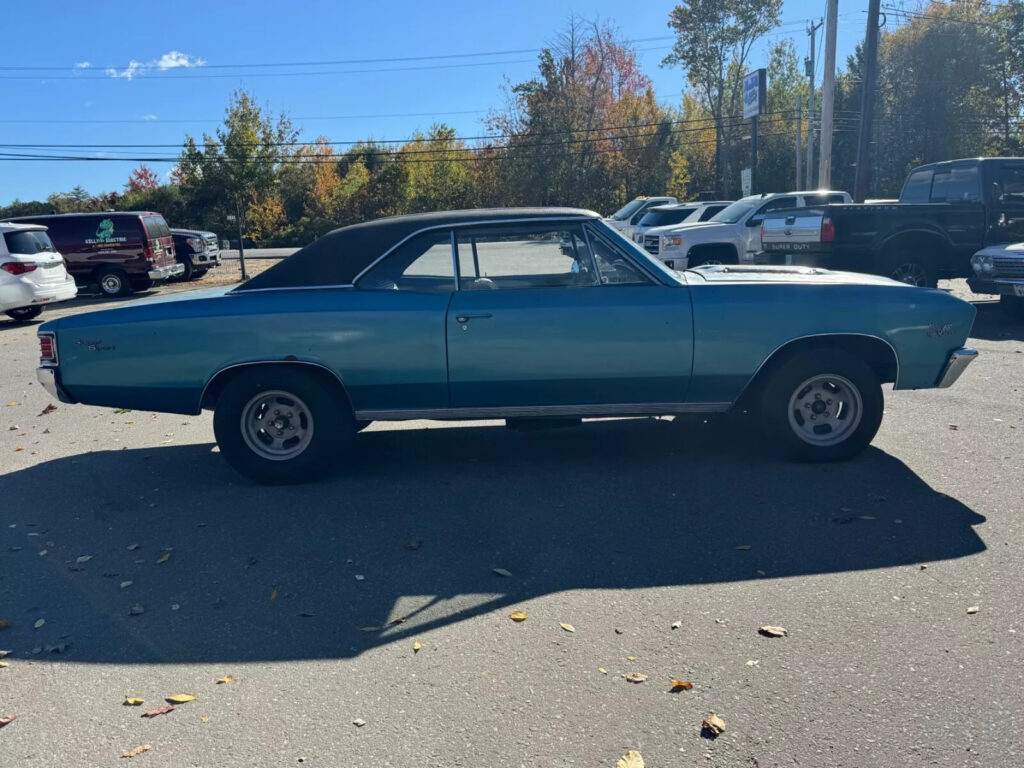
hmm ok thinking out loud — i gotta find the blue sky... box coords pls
[0,0,869,205]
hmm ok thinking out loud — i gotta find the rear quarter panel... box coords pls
[47,288,452,414]
[686,280,976,401]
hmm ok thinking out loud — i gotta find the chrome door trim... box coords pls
[355,402,731,421]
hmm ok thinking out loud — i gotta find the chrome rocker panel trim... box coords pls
[355,402,732,421]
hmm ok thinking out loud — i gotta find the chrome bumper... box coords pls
[938,348,978,388]
[149,263,186,281]
[36,366,75,403]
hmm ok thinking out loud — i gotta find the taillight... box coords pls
[1,261,38,275]
[39,333,57,365]
[821,217,835,243]
[144,246,155,262]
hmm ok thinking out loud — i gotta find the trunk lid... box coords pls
[761,209,825,251]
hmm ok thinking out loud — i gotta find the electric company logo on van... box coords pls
[85,218,127,245]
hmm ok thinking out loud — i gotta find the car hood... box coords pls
[975,241,1024,258]
[644,221,713,236]
[685,264,913,287]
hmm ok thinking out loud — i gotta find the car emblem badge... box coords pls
[927,323,954,337]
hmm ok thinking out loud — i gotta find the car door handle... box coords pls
[455,313,492,323]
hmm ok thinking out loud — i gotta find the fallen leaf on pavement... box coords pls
[412,641,422,653]
[0,620,11,630]
[624,673,647,683]
[560,623,576,633]
[0,650,11,658]
[165,694,196,704]
[270,589,278,601]
[616,749,644,768]
[967,606,980,614]
[216,676,233,684]
[509,611,528,622]
[405,540,422,551]
[598,668,607,674]
[493,568,512,577]
[201,716,209,723]
[359,626,383,632]
[120,744,151,758]
[156,552,170,564]
[129,604,145,616]
[352,718,366,727]
[948,424,959,430]
[14,447,24,452]
[626,656,637,661]
[0,662,9,668]
[0,715,18,728]
[746,660,760,667]
[33,619,45,629]
[670,680,694,692]
[124,697,144,706]
[735,545,752,550]
[75,555,93,564]
[701,714,726,737]
[671,621,682,630]
[39,404,57,416]
[758,625,788,637]
[140,706,174,718]
[120,581,133,589]
[127,544,140,551]
[114,408,132,414]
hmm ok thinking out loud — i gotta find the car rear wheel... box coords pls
[881,252,937,288]
[213,367,352,484]
[758,349,883,462]
[5,306,43,322]
[96,267,132,297]
[178,258,194,282]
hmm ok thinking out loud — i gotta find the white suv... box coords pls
[0,222,77,322]
[603,196,677,240]
[656,191,851,270]
[632,201,733,256]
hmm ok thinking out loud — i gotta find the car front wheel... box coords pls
[758,349,883,462]
[213,367,352,484]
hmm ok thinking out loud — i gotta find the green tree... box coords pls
[663,0,782,196]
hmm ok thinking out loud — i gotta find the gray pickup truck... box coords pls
[760,158,1024,287]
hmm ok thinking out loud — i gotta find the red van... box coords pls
[3,212,183,297]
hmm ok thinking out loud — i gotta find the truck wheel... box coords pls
[758,349,883,462]
[213,367,353,484]
[881,253,936,288]
[96,267,132,297]
[5,306,43,322]
[178,258,194,282]
[1001,295,1024,320]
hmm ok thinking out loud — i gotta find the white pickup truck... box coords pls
[656,190,851,270]
[603,196,677,240]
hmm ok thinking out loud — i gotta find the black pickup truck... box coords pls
[760,157,1024,287]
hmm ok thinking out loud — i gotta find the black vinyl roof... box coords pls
[237,207,599,291]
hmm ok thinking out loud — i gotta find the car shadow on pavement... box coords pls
[969,301,1024,341]
[0,418,986,665]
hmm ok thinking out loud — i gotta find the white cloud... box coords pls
[105,51,203,80]
[156,51,205,70]
[74,61,91,69]
[142,114,158,121]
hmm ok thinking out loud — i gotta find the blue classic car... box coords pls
[35,208,977,484]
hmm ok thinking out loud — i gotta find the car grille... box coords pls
[643,235,660,255]
[992,257,1024,277]
[203,234,219,249]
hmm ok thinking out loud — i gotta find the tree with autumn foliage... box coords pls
[126,165,160,192]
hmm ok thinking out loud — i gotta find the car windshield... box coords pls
[609,199,648,221]
[638,207,696,228]
[709,199,759,224]
[4,229,56,255]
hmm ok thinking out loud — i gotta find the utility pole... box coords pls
[805,19,822,189]
[818,0,838,188]
[854,0,882,202]
[796,93,803,191]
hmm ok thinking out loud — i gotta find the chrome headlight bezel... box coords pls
[970,253,994,275]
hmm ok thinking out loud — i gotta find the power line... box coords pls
[0,110,490,125]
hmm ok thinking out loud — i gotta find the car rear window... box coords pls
[4,229,56,255]
[901,170,934,202]
[143,215,171,239]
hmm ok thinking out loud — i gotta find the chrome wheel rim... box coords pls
[101,274,122,294]
[890,262,927,286]
[787,373,863,447]
[240,390,314,461]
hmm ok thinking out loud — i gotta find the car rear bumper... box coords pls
[36,366,76,403]
[149,263,186,281]
[937,348,978,388]
[967,276,1024,296]
[0,275,78,311]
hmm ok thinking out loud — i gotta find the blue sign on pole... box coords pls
[743,69,767,119]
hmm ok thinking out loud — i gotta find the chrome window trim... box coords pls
[229,284,355,294]
[351,215,595,287]
[449,230,460,291]
[583,223,658,286]
[355,402,731,421]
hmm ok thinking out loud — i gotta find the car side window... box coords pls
[748,197,796,226]
[698,205,725,221]
[994,166,1024,203]
[583,226,651,285]
[827,193,847,203]
[901,170,934,202]
[357,230,455,292]
[931,166,981,202]
[455,226,598,290]
[802,194,829,207]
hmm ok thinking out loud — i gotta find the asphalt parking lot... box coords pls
[0,280,1021,767]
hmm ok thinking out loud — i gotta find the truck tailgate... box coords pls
[760,209,824,251]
